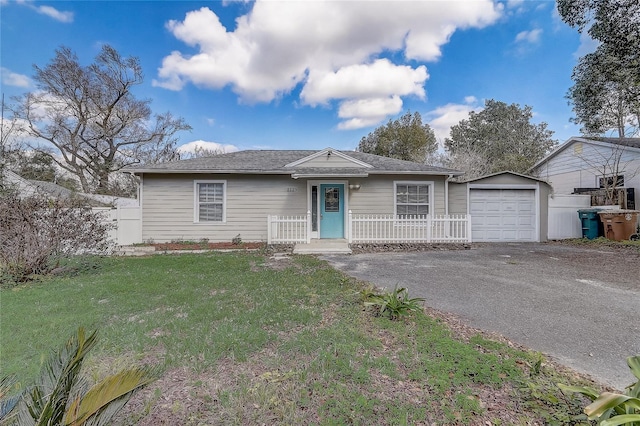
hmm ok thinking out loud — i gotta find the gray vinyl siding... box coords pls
[141,174,307,242]
[347,175,447,215]
[141,173,450,242]
[448,182,468,215]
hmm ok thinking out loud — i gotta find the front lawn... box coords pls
[1,252,599,424]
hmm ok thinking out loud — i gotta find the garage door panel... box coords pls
[470,189,536,242]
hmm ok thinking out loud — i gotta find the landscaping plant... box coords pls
[559,355,640,425]
[364,285,425,320]
[0,190,112,284]
[0,327,157,426]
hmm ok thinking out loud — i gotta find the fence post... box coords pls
[267,215,272,244]
[426,215,432,243]
[348,210,353,243]
[306,210,311,243]
[466,214,472,243]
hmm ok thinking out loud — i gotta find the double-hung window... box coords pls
[195,181,226,223]
[395,182,431,217]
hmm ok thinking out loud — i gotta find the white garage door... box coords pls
[470,189,537,242]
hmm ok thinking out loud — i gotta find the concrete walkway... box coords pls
[322,243,640,390]
[294,239,351,254]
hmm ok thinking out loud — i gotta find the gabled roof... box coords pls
[124,148,463,176]
[530,136,640,171]
[458,170,550,184]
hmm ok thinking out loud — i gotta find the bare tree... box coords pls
[0,97,26,176]
[575,140,640,206]
[14,45,191,195]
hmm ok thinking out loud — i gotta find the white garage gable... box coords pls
[470,188,538,242]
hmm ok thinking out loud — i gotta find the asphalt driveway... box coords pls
[322,243,640,390]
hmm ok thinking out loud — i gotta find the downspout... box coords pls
[445,174,453,215]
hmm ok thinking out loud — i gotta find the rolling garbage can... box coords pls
[597,210,640,241]
[577,209,603,239]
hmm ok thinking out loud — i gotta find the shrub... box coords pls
[0,328,157,426]
[364,285,425,320]
[559,355,640,425]
[0,189,112,283]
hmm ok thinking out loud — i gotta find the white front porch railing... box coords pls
[267,211,471,244]
[267,211,311,244]
[348,212,471,244]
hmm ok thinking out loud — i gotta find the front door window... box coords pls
[324,187,340,212]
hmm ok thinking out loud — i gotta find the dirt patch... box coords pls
[115,303,601,425]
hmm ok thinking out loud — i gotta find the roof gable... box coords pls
[461,171,549,184]
[531,137,640,171]
[285,147,372,169]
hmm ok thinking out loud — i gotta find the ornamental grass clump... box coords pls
[364,285,425,320]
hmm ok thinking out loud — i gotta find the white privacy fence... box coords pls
[547,195,591,240]
[266,211,471,244]
[93,206,142,246]
[349,213,471,243]
[267,212,311,244]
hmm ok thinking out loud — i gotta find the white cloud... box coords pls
[5,1,74,22]
[425,97,482,146]
[301,59,427,106]
[515,28,542,44]
[36,5,73,23]
[177,140,239,154]
[155,1,502,129]
[337,96,403,130]
[1,67,31,88]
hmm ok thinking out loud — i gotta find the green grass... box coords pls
[1,252,600,424]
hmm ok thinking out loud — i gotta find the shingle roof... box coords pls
[124,149,462,176]
[590,137,640,148]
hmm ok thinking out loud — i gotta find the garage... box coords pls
[470,188,537,242]
[447,172,551,242]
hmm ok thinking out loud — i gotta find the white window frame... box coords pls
[194,180,227,224]
[598,174,624,189]
[393,181,434,217]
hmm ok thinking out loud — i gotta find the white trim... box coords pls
[193,180,227,224]
[285,147,373,168]
[139,174,144,240]
[306,180,349,239]
[468,183,538,190]
[394,180,435,217]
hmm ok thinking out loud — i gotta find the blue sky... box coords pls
[1,0,595,155]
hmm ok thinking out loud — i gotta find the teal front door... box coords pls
[320,184,344,238]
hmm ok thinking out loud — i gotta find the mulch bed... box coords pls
[151,242,264,251]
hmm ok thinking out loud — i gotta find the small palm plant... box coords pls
[0,327,157,426]
[364,285,425,320]
[558,355,640,426]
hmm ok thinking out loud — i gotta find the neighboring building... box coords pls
[530,137,640,209]
[125,148,551,244]
[1,169,136,207]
